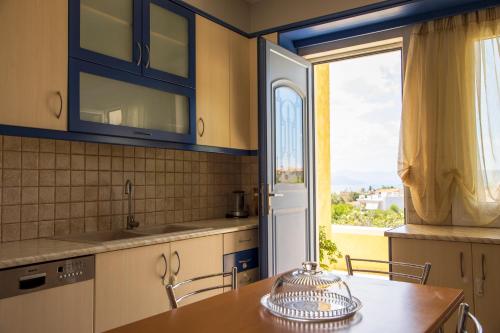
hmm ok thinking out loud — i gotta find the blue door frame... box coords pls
[142,0,196,88]
[68,58,196,144]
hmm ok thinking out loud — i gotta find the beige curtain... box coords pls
[399,7,500,225]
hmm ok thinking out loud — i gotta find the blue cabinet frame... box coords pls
[69,0,143,75]
[69,59,196,144]
[69,0,195,88]
[142,0,195,88]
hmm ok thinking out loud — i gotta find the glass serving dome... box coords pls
[261,262,362,322]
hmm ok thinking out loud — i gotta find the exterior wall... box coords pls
[0,135,258,242]
[183,0,250,32]
[249,0,385,33]
[330,225,389,272]
[314,64,331,240]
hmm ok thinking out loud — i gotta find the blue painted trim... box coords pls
[168,0,251,38]
[292,0,500,49]
[257,37,268,279]
[69,0,143,75]
[142,0,196,88]
[69,58,196,144]
[0,123,255,155]
[249,0,413,38]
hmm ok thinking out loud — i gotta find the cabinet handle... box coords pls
[198,118,205,137]
[56,91,63,119]
[238,238,252,243]
[136,41,142,66]
[145,44,151,68]
[161,253,168,282]
[459,252,464,278]
[481,254,486,280]
[173,251,181,276]
[134,131,152,136]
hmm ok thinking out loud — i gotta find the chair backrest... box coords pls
[345,255,431,285]
[166,267,238,309]
[457,303,483,333]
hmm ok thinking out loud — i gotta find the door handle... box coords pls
[459,252,464,279]
[481,254,486,280]
[145,44,151,68]
[161,253,168,283]
[135,41,142,66]
[173,251,181,277]
[269,192,284,198]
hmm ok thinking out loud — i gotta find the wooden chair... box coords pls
[345,254,431,285]
[456,303,482,333]
[166,267,238,309]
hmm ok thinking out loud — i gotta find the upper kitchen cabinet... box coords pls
[0,0,68,130]
[70,0,195,88]
[142,0,195,87]
[195,15,230,148]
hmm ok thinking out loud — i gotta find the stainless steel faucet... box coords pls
[125,179,139,230]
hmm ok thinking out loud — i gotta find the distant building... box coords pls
[356,188,404,210]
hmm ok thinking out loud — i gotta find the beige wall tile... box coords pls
[21,138,39,152]
[71,141,85,155]
[39,187,55,203]
[38,220,54,237]
[21,222,38,240]
[39,139,55,153]
[2,223,20,242]
[2,205,20,224]
[4,136,22,151]
[55,154,70,170]
[21,187,38,204]
[39,204,55,221]
[21,204,38,222]
[4,151,22,169]
[55,140,70,154]
[3,169,21,187]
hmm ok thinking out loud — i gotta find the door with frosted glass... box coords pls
[70,0,142,74]
[259,39,315,278]
[142,0,195,87]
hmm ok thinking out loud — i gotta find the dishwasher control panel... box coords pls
[0,255,94,299]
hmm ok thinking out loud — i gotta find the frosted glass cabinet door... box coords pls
[71,0,141,74]
[142,0,195,87]
[69,60,195,144]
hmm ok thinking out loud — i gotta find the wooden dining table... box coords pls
[108,275,463,333]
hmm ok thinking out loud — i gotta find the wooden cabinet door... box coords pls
[0,0,67,130]
[391,238,473,333]
[472,243,500,333]
[94,243,171,332]
[229,31,250,150]
[170,235,223,307]
[195,15,230,148]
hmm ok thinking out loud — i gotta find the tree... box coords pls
[319,226,342,269]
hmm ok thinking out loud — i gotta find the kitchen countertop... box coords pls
[385,224,500,244]
[0,217,258,270]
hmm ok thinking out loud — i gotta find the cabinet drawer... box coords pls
[223,229,258,254]
[224,248,258,273]
[224,267,259,292]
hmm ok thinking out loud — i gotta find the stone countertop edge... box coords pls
[385,224,500,245]
[0,217,258,270]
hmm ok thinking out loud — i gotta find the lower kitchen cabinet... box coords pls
[0,280,94,333]
[170,234,223,306]
[94,243,171,333]
[471,243,500,333]
[391,237,480,333]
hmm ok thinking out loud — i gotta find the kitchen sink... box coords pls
[54,230,146,244]
[133,224,212,235]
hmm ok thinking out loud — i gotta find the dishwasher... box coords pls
[0,256,95,333]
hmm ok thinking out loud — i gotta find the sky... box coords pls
[329,50,403,193]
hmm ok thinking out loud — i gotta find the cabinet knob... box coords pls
[56,91,63,119]
[198,118,205,137]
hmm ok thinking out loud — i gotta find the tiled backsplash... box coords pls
[0,136,258,242]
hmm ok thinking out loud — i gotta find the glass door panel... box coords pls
[80,0,134,62]
[150,3,188,78]
[274,85,305,184]
[79,72,189,134]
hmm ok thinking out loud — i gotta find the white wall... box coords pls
[249,0,386,33]
[182,0,250,32]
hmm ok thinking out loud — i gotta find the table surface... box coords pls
[108,275,464,333]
